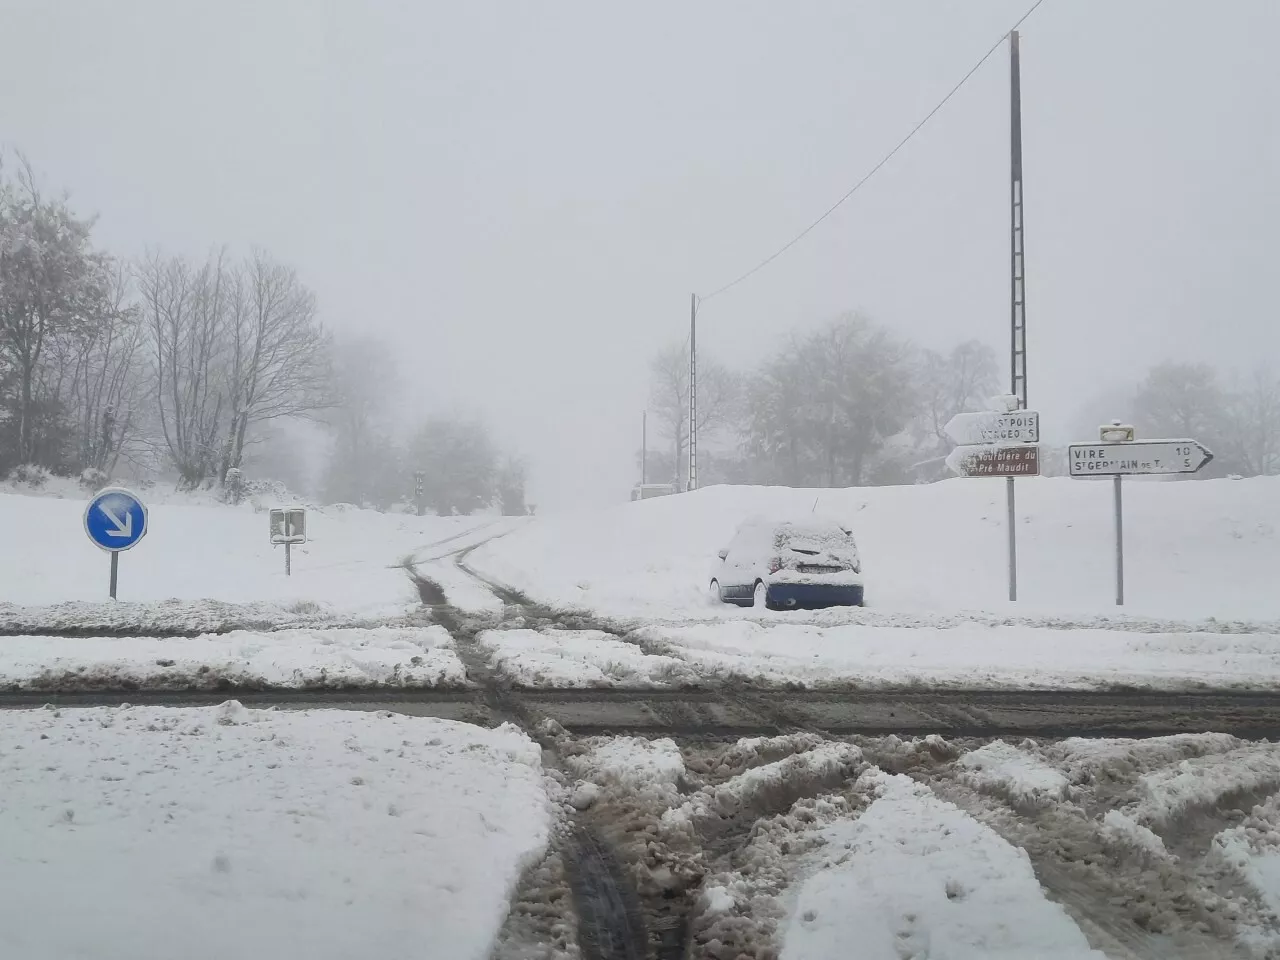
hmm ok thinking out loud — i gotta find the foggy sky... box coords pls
[3,0,1276,510]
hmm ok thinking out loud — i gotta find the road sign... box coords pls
[269,508,307,545]
[1066,440,1213,477]
[270,508,307,577]
[84,487,148,552]
[946,444,1040,477]
[945,410,1040,445]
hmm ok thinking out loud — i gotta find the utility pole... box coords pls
[1007,28,1027,602]
[688,293,698,492]
[641,410,648,485]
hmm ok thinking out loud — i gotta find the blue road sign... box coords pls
[84,487,149,553]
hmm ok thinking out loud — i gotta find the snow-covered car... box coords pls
[710,517,864,610]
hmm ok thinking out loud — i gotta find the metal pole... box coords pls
[641,411,648,485]
[1006,477,1017,601]
[285,542,292,577]
[1005,30,1026,603]
[109,552,118,600]
[1114,474,1124,605]
[688,293,698,492]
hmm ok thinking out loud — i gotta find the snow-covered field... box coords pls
[0,627,466,691]
[0,703,551,960]
[469,476,1280,623]
[0,488,500,617]
[634,619,1280,691]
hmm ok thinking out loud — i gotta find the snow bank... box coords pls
[638,620,1280,690]
[564,736,686,788]
[0,627,466,690]
[1134,744,1280,826]
[959,740,1070,805]
[469,477,1280,621]
[0,491,493,616]
[0,704,551,960]
[779,771,1105,959]
[477,629,695,688]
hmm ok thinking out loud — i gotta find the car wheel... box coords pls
[710,579,723,604]
[752,581,769,610]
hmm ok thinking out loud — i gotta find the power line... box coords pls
[699,0,1048,304]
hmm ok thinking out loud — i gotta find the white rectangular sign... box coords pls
[269,508,308,544]
[1067,440,1213,476]
[945,410,1039,445]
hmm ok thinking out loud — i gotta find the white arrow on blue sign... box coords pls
[84,487,149,552]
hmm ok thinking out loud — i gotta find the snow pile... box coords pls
[639,620,1280,691]
[779,770,1106,959]
[959,739,1070,806]
[0,627,466,691]
[1050,733,1243,783]
[477,629,696,688]
[0,598,384,636]
[0,704,551,960]
[1133,743,1280,827]
[1099,810,1172,860]
[469,477,1280,621]
[1212,793,1280,919]
[564,736,686,789]
[678,743,863,826]
[0,490,494,616]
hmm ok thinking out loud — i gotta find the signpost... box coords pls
[269,508,307,576]
[1066,440,1213,477]
[945,410,1040,446]
[945,443,1040,478]
[1067,427,1214,605]
[946,397,1041,601]
[83,487,149,600]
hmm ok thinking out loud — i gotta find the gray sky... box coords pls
[3,1,1276,509]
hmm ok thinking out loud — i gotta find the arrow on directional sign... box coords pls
[944,410,1040,445]
[99,503,133,538]
[947,444,1041,477]
[1067,439,1213,477]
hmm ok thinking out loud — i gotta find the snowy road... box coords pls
[9,686,1280,740]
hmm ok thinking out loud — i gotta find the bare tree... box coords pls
[218,251,332,480]
[0,156,101,466]
[60,261,147,473]
[1222,365,1280,477]
[916,340,1000,454]
[324,336,399,506]
[647,341,740,488]
[137,251,231,487]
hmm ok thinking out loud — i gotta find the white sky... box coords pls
[3,0,1276,510]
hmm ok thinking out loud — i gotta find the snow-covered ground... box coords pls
[0,703,551,960]
[0,627,466,691]
[634,619,1280,691]
[779,770,1105,960]
[0,488,498,617]
[478,628,695,687]
[468,476,1280,623]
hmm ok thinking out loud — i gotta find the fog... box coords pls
[4,0,1276,510]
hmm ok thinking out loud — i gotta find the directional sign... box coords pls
[84,487,149,552]
[945,410,1040,445]
[946,444,1041,477]
[1067,439,1213,477]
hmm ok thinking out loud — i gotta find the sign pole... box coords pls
[1114,474,1124,606]
[109,552,119,601]
[1005,480,1018,601]
[285,541,292,577]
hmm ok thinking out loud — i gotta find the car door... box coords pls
[721,523,759,601]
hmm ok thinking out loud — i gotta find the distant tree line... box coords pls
[645,313,1000,489]
[1073,361,1280,479]
[646,313,1280,489]
[0,155,527,513]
